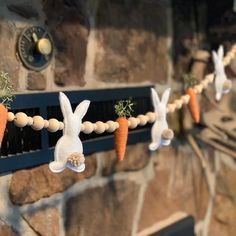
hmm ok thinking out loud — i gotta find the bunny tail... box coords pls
[149,142,159,151]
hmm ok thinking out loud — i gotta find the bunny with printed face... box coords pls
[212,45,232,101]
[49,92,90,173]
[149,88,174,151]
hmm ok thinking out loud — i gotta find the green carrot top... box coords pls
[182,73,198,90]
[0,72,15,109]
[114,98,134,118]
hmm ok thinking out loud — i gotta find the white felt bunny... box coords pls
[49,92,90,173]
[149,88,173,151]
[212,45,232,101]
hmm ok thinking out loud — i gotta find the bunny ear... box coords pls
[161,88,171,105]
[217,45,224,60]
[59,92,73,118]
[212,51,218,64]
[74,100,90,120]
[151,88,160,111]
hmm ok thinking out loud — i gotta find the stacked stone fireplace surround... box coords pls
[0,0,236,235]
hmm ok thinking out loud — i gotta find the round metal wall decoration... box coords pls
[18,26,53,71]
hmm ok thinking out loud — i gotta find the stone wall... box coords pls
[0,0,172,92]
[0,0,235,235]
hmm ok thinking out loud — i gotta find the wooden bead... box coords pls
[94,121,106,134]
[137,114,148,126]
[7,112,15,122]
[232,44,236,51]
[167,103,176,113]
[27,117,33,126]
[114,122,119,129]
[80,123,85,132]
[92,123,96,131]
[146,112,156,123]
[14,112,28,127]
[82,121,94,134]
[181,95,190,104]
[223,57,231,65]
[227,51,235,59]
[205,74,214,83]
[193,84,203,94]
[104,123,109,130]
[47,118,60,132]
[174,99,183,109]
[200,80,209,88]
[231,47,236,53]
[59,122,64,130]
[44,120,49,128]
[106,120,117,132]
[32,116,44,130]
[128,117,138,129]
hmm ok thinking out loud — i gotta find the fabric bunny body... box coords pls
[49,92,90,173]
[150,114,169,150]
[212,45,231,101]
[149,88,171,151]
[53,135,83,171]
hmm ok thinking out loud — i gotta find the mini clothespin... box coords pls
[212,45,232,101]
[149,88,174,151]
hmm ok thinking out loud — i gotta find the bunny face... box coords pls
[149,88,173,151]
[212,45,232,101]
[49,92,90,173]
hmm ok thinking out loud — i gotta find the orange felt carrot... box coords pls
[0,72,15,146]
[114,99,134,161]
[0,103,8,146]
[186,87,200,123]
[114,117,128,161]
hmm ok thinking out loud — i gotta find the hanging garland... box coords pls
[1,44,235,172]
[5,72,212,132]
